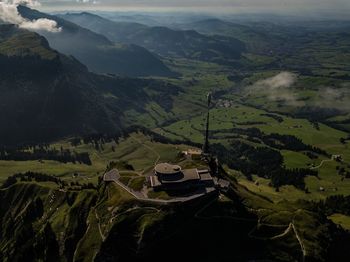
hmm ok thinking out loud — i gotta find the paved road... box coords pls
[104,169,120,181]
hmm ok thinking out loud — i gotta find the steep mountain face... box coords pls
[60,12,246,66]
[59,12,148,38]
[16,5,174,77]
[0,25,179,145]
[0,182,97,262]
[0,25,63,76]
[0,177,344,262]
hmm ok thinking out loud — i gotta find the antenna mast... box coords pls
[202,92,211,154]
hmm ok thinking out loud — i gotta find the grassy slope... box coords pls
[0,30,57,60]
[0,132,345,261]
[158,101,350,200]
[328,213,350,230]
[0,133,187,184]
[0,177,338,261]
[1,53,349,201]
[142,58,350,202]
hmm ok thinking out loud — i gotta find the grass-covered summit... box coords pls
[0,25,58,60]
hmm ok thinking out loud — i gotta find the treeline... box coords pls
[0,146,91,165]
[136,126,203,148]
[211,141,318,190]
[211,127,328,156]
[77,125,203,149]
[79,126,320,190]
[1,171,98,191]
[294,106,342,122]
[263,133,328,155]
[72,128,143,148]
[260,113,284,123]
[1,172,62,189]
[311,195,350,217]
[270,168,317,190]
[337,166,350,178]
[211,142,283,178]
[106,161,134,172]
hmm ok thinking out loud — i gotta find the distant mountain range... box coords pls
[60,12,246,66]
[16,5,174,77]
[0,24,179,145]
[176,18,271,53]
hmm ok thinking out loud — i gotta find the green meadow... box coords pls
[328,213,350,230]
[0,133,187,185]
[1,58,350,204]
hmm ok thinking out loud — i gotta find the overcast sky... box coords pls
[37,0,350,14]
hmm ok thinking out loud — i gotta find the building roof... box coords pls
[187,148,202,155]
[217,179,230,188]
[151,163,214,189]
[199,171,213,181]
[182,169,201,181]
[155,163,182,175]
[159,168,200,184]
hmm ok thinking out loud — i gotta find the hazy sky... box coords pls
[37,0,350,14]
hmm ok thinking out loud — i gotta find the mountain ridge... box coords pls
[60,12,246,66]
[0,24,179,145]
[16,5,175,77]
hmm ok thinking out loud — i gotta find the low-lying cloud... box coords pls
[317,86,350,111]
[247,71,350,112]
[0,0,61,32]
[247,71,302,106]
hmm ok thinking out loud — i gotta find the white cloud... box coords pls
[247,73,350,111]
[20,17,61,31]
[247,72,302,106]
[316,86,350,111]
[0,0,61,32]
[75,0,99,5]
[255,72,297,90]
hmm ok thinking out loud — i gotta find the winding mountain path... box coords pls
[292,222,307,262]
[310,159,333,170]
[95,208,106,241]
[203,203,307,259]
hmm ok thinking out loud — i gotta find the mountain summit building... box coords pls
[149,163,214,191]
[149,93,216,192]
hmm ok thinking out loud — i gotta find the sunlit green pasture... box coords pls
[0,133,187,184]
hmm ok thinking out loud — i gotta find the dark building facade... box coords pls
[149,163,214,191]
